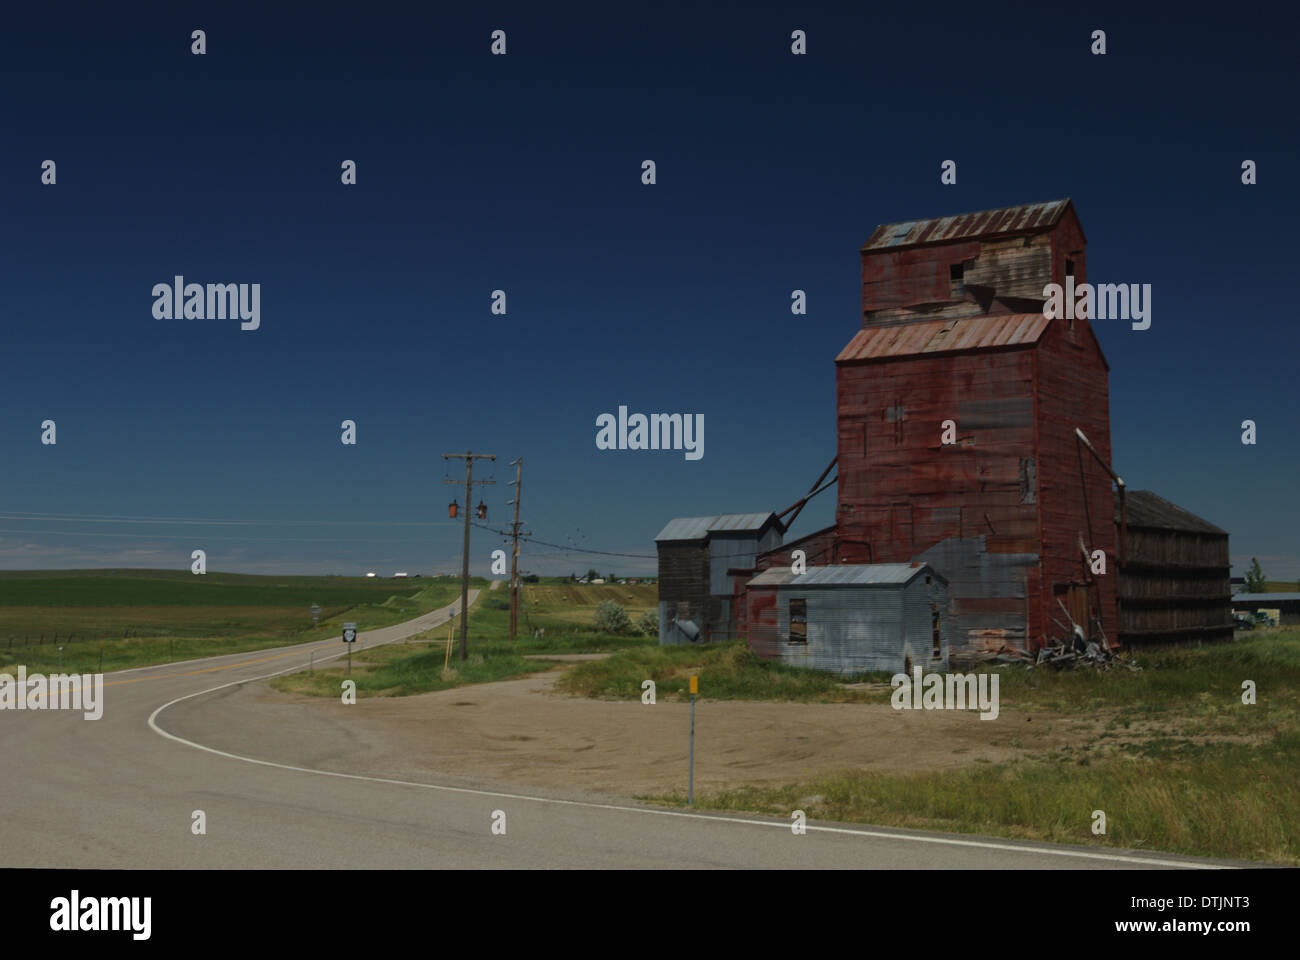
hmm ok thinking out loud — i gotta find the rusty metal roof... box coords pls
[655,512,779,542]
[836,313,1049,363]
[863,199,1071,251]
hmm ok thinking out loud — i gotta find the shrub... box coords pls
[594,600,631,634]
[636,611,659,637]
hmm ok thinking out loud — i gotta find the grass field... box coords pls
[556,641,887,702]
[270,581,659,698]
[0,569,477,673]
[621,629,1300,864]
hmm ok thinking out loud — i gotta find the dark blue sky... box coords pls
[3,3,1297,578]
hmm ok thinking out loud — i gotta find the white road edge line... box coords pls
[146,630,1227,871]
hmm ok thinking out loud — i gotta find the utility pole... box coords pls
[443,451,495,661]
[506,457,531,642]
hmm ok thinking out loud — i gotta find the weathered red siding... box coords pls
[827,199,1117,652]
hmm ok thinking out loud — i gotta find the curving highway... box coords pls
[1,585,1238,870]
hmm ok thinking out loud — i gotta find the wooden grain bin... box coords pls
[749,563,949,675]
[655,513,783,643]
[1116,490,1232,644]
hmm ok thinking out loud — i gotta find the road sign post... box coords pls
[310,604,321,629]
[688,674,698,806]
[342,622,357,675]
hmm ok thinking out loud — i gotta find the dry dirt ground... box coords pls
[181,660,1122,802]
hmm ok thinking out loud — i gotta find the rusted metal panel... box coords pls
[1033,304,1117,648]
[862,199,1071,251]
[837,314,1049,362]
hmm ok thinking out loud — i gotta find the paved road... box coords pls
[1,584,1237,869]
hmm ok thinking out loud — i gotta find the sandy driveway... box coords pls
[193,662,1097,802]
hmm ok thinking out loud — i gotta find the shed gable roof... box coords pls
[655,512,780,542]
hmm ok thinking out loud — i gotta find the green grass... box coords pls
[270,641,557,698]
[0,569,475,673]
[645,734,1300,864]
[267,582,658,698]
[632,628,1300,864]
[556,641,891,702]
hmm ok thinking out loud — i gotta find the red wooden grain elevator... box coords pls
[830,199,1118,654]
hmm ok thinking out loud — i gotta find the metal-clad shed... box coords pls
[750,563,949,675]
[656,513,784,643]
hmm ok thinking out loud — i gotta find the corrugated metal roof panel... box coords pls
[655,512,778,542]
[836,313,1049,363]
[747,568,797,587]
[789,563,940,586]
[708,512,778,533]
[863,199,1070,251]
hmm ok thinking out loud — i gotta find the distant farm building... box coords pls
[747,563,948,675]
[655,199,1232,659]
[1231,593,1300,626]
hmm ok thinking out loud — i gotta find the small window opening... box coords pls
[788,598,807,644]
[931,604,942,659]
[949,262,965,297]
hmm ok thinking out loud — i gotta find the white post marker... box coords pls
[310,603,321,628]
[343,622,357,675]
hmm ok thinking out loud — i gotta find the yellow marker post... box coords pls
[688,675,698,805]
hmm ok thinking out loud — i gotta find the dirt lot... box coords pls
[205,660,1115,801]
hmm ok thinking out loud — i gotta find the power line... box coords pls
[0,511,458,527]
[469,521,654,559]
[0,511,656,559]
[0,528,433,543]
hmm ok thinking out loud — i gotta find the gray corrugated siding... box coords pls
[709,532,767,596]
[914,536,1035,653]
[772,574,949,675]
